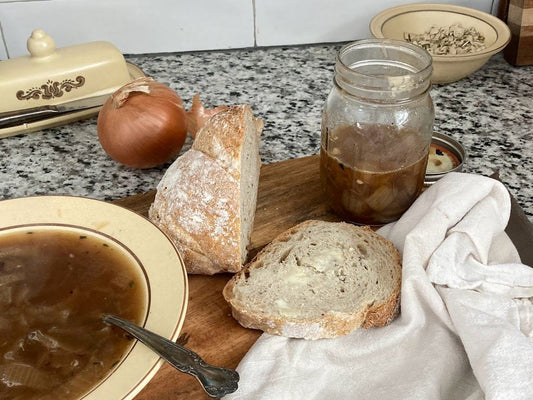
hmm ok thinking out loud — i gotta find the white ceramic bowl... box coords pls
[0,195,188,400]
[370,3,511,84]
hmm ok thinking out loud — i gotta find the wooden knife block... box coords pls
[499,0,533,66]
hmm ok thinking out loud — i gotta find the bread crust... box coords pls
[223,220,402,339]
[149,105,262,275]
[150,150,241,274]
[192,105,263,181]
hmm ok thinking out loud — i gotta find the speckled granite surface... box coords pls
[0,45,531,220]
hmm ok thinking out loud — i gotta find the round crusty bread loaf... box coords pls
[223,220,402,339]
[149,105,262,275]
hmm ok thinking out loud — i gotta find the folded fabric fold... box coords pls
[224,173,533,400]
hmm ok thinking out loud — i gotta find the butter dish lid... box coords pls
[0,29,134,113]
[0,29,145,138]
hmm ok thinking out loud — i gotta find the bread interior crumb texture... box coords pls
[233,223,399,319]
[239,112,261,263]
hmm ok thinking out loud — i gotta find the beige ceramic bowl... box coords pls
[370,3,511,84]
[0,195,188,400]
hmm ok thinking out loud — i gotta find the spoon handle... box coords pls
[102,314,239,398]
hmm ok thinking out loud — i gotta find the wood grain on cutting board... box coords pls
[113,155,532,399]
[114,155,339,400]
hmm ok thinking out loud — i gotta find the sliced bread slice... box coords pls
[223,220,402,339]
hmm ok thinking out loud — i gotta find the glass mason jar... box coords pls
[320,39,434,225]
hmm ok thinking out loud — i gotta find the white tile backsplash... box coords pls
[0,0,499,58]
[255,0,496,47]
[0,24,7,61]
[0,0,254,58]
[255,0,403,46]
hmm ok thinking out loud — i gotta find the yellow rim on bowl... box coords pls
[369,3,511,60]
[0,195,188,400]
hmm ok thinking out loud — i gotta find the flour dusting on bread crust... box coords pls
[149,105,262,275]
[150,150,240,274]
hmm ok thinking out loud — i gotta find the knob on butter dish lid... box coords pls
[0,29,142,114]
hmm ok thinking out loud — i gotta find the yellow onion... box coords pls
[97,77,188,169]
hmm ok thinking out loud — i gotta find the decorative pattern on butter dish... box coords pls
[16,76,86,100]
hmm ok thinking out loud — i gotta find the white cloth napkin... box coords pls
[224,172,533,400]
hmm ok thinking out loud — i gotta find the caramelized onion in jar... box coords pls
[320,124,429,225]
[320,40,434,225]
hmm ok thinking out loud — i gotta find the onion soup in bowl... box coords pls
[0,196,188,400]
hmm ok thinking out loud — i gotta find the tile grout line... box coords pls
[490,0,498,15]
[252,0,257,48]
[0,21,9,59]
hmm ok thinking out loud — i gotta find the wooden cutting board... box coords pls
[112,155,533,399]
[113,154,340,400]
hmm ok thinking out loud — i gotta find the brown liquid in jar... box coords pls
[320,124,429,225]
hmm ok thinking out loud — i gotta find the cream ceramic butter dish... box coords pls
[0,29,145,138]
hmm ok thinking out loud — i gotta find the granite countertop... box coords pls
[0,45,531,220]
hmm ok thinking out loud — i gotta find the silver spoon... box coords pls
[102,314,239,398]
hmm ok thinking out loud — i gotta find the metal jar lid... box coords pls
[425,132,466,185]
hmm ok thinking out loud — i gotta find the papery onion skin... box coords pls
[97,77,188,169]
[186,94,228,138]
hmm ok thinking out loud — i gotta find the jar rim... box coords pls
[336,38,433,78]
[335,39,433,100]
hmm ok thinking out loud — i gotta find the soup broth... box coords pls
[0,228,146,400]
